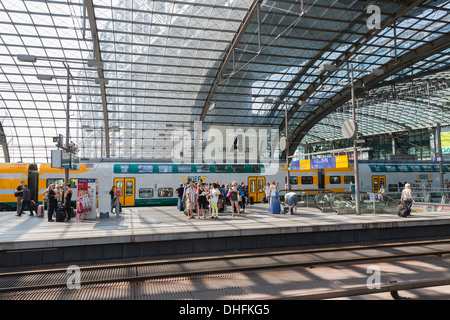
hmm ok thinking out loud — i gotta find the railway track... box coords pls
[1,238,450,299]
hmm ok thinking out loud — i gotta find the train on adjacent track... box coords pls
[0,159,448,211]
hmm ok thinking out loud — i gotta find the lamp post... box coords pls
[319,63,384,215]
[17,54,106,166]
[264,98,298,191]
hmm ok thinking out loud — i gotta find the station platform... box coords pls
[1,204,450,267]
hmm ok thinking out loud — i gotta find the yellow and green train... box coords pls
[1,159,447,210]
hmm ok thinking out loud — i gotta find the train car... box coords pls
[323,167,355,192]
[285,167,319,192]
[287,160,450,194]
[0,164,38,210]
[0,159,286,210]
[36,164,95,206]
[106,161,285,207]
[358,160,450,193]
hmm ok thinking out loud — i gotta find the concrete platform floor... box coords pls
[2,203,450,252]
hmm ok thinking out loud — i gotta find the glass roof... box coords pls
[0,0,449,163]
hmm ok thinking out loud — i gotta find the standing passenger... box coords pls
[269,181,281,214]
[264,183,270,203]
[64,184,73,221]
[185,182,196,219]
[17,185,34,217]
[210,183,220,219]
[176,183,185,212]
[15,180,25,216]
[109,186,116,214]
[227,181,240,217]
[197,183,209,219]
[400,183,414,215]
[46,184,56,222]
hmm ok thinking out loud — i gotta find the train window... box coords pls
[250,180,255,194]
[120,165,129,173]
[177,165,192,173]
[158,188,173,197]
[398,165,409,172]
[301,176,313,185]
[290,177,298,185]
[388,184,398,192]
[252,165,260,173]
[116,181,123,196]
[126,181,133,196]
[344,176,355,184]
[138,165,153,173]
[329,176,341,184]
[196,165,210,173]
[46,179,64,187]
[231,165,245,173]
[158,165,173,173]
[385,165,396,172]
[214,165,228,173]
[258,179,264,193]
[139,188,154,198]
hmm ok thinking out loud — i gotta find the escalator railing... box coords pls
[329,190,450,214]
[277,189,450,214]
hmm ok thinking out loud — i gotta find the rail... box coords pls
[272,189,450,215]
[329,190,450,215]
[2,239,450,299]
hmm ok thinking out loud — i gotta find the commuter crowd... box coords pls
[175,179,298,219]
[177,179,249,219]
[14,181,91,223]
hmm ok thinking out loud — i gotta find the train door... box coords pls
[113,177,135,206]
[248,177,265,203]
[371,175,386,193]
[318,169,325,189]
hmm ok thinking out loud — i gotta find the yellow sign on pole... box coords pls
[441,132,450,154]
[335,155,349,168]
[300,159,310,170]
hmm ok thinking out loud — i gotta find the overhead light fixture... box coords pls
[319,64,337,72]
[263,98,274,104]
[370,68,384,76]
[17,54,37,62]
[36,74,53,81]
[87,59,104,68]
[95,78,108,85]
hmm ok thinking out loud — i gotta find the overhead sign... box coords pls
[441,132,450,154]
[335,155,349,168]
[51,150,62,168]
[311,157,336,169]
[290,160,300,171]
[290,156,349,170]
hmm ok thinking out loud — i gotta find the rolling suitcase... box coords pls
[37,204,45,218]
[397,202,411,218]
[55,202,66,222]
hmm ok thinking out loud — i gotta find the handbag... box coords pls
[100,212,110,219]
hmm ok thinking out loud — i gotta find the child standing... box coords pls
[210,183,220,219]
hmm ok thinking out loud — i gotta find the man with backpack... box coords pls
[17,184,35,217]
[238,182,248,213]
[14,180,25,216]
